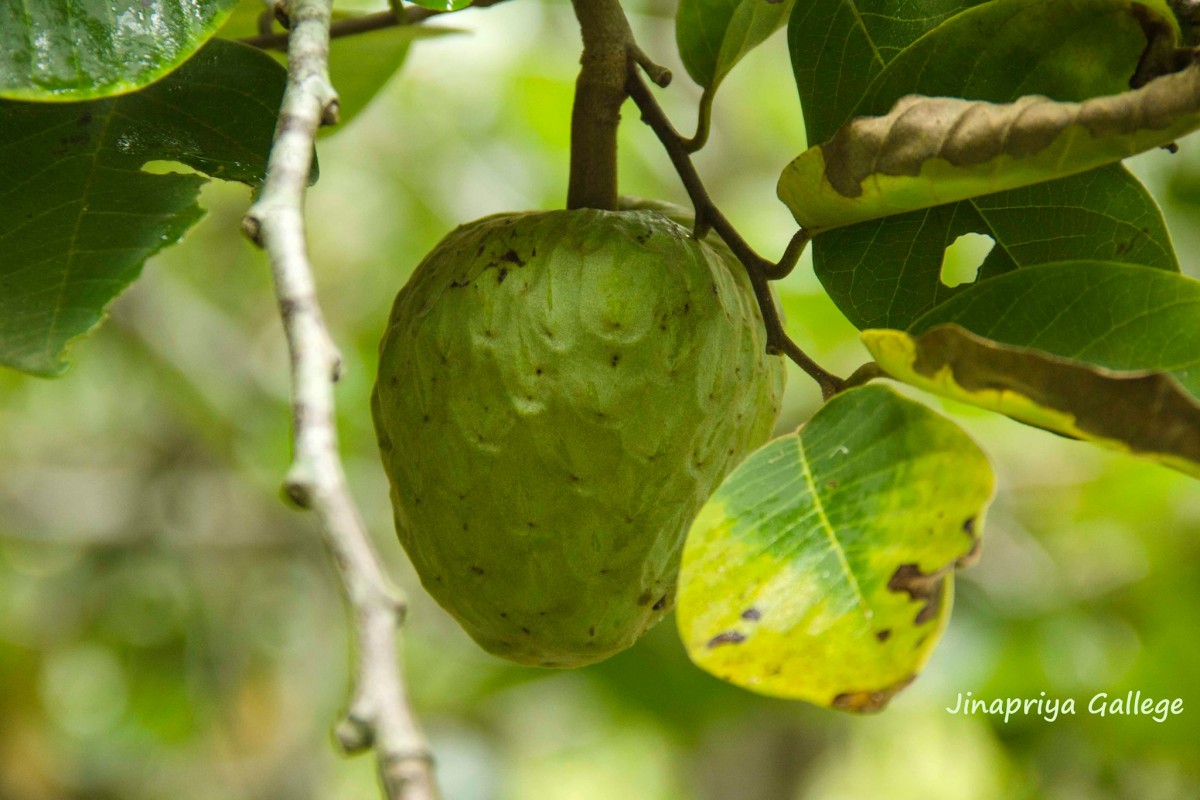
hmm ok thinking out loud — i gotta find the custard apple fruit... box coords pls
[372,206,785,667]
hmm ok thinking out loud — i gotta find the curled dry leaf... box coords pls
[864,325,1200,478]
[779,59,1200,230]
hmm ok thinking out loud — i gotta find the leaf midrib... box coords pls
[794,433,870,616]
[41,101,116,364]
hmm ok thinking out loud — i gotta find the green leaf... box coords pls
[778,63,1200,230]
[789,0,1180,146]
[788,0,987,146]
[0,0,240,101]
[677,385,994,710]
[408,0,471,10]
[811,164,1179,329]
[864,260,1200,476]
[0,39,285,376]
[788,0,1181,330]
[677,0,796,92]
[911,261,1200,398]
[218,1,446,134]
[864,326,1200,478]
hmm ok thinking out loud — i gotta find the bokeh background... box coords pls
[2,1,1199,798]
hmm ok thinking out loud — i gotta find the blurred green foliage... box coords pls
[1,2,1198,798]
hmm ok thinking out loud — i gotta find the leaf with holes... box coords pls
[788,0,1182,329]
[0,39,285,376]
[812,165,1178,329]
[864,325,1200,477]
[676,385,994,710]
[778,63,1200,230]
[0,0,241,101]
[676,0,796,93]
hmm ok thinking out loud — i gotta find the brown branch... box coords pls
[566,0,638,210]
[241,1,438,798]
[624,70,845,400]
[240,0,511,51]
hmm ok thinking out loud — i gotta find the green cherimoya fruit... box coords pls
[372,205,785,667]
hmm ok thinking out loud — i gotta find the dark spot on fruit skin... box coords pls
[78,111,92,126]
[637,591,653,606]
[535,368,543,376]
[422,414,430,423]
[390,376,398,386]
[500,612,508,618]
[568,474,580,483]
[470,566,484,576]
[611,354,620,367]
[740,608,762,621]
[589,626,596,637]
[598,568,610,575]
[497,267,508,284]
[707,631,746,648]
[500,249,526,267]
[963,517,976,535]
[652,595,667,611]
[876,629,892,642]
[521,627,531,635]
[826,480,839,489]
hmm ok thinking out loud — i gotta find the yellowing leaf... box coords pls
[779,61,1200,230]
[865,327,1200,477]
[677,385,994,711]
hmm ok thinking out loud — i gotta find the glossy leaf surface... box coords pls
[0,40,285,375]
[0,0,240,101]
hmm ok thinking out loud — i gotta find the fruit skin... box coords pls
[372,206,785,667]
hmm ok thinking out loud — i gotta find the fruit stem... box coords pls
[566,0,635,210]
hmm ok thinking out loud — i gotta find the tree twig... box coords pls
[241,1,438,798]
[240,0,512,51]
[681,85,714,152]
[625,70,845,400]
